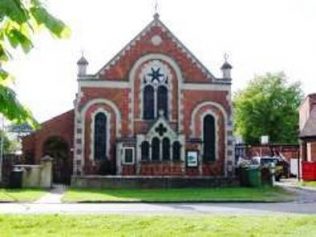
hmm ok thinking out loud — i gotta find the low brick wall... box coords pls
[71,175,239,189]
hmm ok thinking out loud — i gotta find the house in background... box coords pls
[300,93,316,162]
[22,14,234,185]
[299,93,316,180]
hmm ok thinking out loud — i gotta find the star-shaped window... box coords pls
[147,67,164,83]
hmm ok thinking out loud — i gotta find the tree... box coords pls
[233,72,304,144]
[0,129,18,154]
[0,0,70,126]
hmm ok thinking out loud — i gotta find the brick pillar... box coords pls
[73,100,84,176]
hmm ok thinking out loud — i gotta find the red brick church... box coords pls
[22,14,234,184]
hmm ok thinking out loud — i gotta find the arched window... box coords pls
[172,141,181,161]
[141,141,150,161]
[143,85,154,120]
[151,137,160,161]
[203,114,216,162]
[94,112,107,160]
[157,86,168,119]
[162,138,170,160]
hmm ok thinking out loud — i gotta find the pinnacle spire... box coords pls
[153,0,160,20]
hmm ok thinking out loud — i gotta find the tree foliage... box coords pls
[233,73,304,144]
[0,0,70,126]
[0,129,19,154]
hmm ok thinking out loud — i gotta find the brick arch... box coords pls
[190,102,227,176]
[82,102,118,175]
[42,135,72,184]
[190,101,227,137]
[80,98,121,137]
[129,54,183,133]
[42,135,70,157]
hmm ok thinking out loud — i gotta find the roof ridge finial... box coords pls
[77,49,88,65]
[153,0,160,20]
[224,52,229,62]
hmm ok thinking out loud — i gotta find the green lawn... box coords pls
[1,214,316,237]
[302,181,316,188]
[0,188,46,202]
[63,187,294,203]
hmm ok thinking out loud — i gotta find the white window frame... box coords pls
[122,147,135,165]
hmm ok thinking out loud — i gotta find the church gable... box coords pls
[97,14,216,83]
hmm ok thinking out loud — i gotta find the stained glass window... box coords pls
[203,114,216,162]
[94,112,107,160]
[162,137,170,160]
[172,141,181,161]
[152,137,160,161]
[141,141,150,161]
[143,85,155,119]
[157,86,168,119]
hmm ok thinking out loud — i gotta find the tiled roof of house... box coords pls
[300,106,316,138]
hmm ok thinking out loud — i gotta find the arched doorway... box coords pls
[43,136,72,184]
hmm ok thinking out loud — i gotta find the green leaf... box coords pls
[0,0,29,24]
[0,0,69,128]
[30,6,71,38]
[0,84,37,128]
[9,28,33,53]
[0,43,10,62]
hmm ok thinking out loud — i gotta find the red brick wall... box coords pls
[139,162,183,176]
[80,88,130,136]
[309,142,316,162]
[248,145,299,162]
[22,110,74,164]
[82,103,118,174]
[100,25,211,83]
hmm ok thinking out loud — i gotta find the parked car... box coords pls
[251,156,290,181]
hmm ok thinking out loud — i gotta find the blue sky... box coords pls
[6,0,316,122]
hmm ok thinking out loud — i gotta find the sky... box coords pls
[6,0,316,122]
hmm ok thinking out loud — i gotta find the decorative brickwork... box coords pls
[22,15,233,180]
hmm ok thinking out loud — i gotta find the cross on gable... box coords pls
[155,123,167,136]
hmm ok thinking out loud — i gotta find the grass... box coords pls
[63,186,294,203]
[1,214,316,236]
[0,188,46,202]
[301,181,316,188]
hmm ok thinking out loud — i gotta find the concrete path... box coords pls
[1,200,316,215]
[34,184,67,204]
[0,203,283,215]
[1,182,316,215]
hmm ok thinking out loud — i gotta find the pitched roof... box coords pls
[96,15,217,81]
[300,106,316,138]
[300,117,316,138]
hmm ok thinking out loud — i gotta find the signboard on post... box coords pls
[261,135,269,145]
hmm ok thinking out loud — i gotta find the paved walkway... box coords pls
[1,181,316,215]
[34,184,67,204]
[0,185,315,215]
